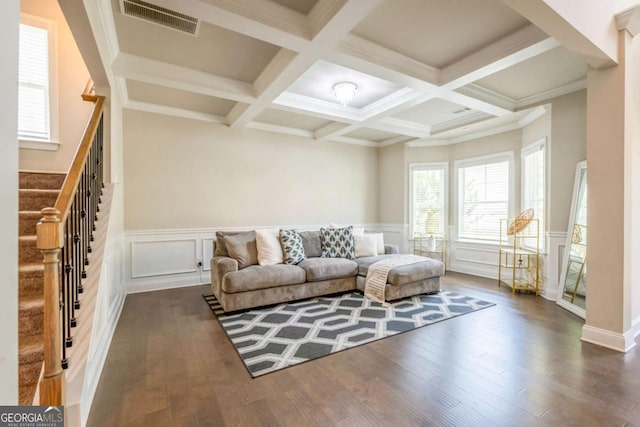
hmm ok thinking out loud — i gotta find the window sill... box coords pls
[454,239,502,247]
[19,139,60,151]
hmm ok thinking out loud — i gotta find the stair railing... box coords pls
[37,93,105,406]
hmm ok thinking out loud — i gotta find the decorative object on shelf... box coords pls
[413,232,447,270]
[332,81,357,106]
[507,208,534,235]
[557,161,587,318]
[498,210,540,295]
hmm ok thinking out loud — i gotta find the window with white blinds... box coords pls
[410,163,447,236]
[521,141,546,249]
[18,19,53,141]
[456,153,512,241]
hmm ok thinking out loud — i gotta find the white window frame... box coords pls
[521,138,546,251]
[454,151,515,244]
[18,14,59,151]
[409,162,449,238]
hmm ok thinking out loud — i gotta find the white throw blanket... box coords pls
[364,255,426,303]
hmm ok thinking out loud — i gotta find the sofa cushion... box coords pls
[255,228,284,266]
[299,230,322,258]
[354,234,378,258]
[279,229,305,265]
[320,226,355,259]
[297,257,358,282]
[224,231,258,269]
[355,255,445,286]
[222,264,306,293]
[214,231,243,257]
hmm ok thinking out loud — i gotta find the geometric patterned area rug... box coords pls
[202,291,494,377]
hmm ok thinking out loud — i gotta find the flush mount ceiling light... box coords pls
[332,81,358,106]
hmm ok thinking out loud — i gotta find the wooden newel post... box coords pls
[37,207,65,406]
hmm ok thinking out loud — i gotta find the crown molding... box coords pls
[456,84,516,111]
[515,78,587,109]
[406,139,451,148]
[616,5,640,36]
[518,105,547,127]
[448,122,520,144]
[378,135,412,147]
[431,111,490,135]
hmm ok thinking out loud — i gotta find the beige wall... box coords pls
[123,110,378,230]
[549,90,587,232]
[378,143,405,224]
[19,0,93,173]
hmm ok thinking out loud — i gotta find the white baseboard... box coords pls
[581,324,637,353]
[125,272,209,294]
[447,263,498,280]
[541,286,558,301]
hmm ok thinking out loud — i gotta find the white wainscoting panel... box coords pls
[370,223,410,253]
[131,239,197,278]
[202,238,214,272]
[448,240,501,279]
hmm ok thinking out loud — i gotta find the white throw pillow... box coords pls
[329,223,365,236]
[367,232,385,254]
[255,228,284,266]
[354,234,378,258]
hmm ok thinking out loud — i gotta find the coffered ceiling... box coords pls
[104,0,589,147]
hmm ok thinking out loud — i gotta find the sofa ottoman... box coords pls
[355,254,445,301]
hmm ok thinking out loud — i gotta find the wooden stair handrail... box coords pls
[54,96,104,222]
[37,93,105,406]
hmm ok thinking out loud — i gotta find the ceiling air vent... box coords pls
[452,107,472,114]
[120,0,200,36]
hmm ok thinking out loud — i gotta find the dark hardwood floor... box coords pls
[87,272,640,427]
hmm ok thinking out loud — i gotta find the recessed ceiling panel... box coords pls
[113,0,279,83]
[126,80,236,116]
[254,109,332,131]
[345,128,400,142]
[270,0,318,15]
[353,0,530,68]
[393,98,478,125]
[474,47,587,100]
[286,60,405,109]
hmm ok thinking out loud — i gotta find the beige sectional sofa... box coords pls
[210,229,445,312]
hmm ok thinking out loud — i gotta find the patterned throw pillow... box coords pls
[320,226,356,259]
[279,229,306,265]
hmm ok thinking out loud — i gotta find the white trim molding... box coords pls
[581,324,637,353]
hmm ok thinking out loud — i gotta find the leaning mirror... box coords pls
[557,161,587,318]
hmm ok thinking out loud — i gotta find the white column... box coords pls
[0,0,21,405]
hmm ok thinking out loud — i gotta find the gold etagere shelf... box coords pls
[413,232,447,270]
[498,216,540,295]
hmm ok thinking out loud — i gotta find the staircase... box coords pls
[18,172,66,405]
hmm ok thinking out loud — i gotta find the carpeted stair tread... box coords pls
[19,189,59,211]
[19,235,41,265]
[19,297,44,338]
[19,211,43,236]
[19,264,44,299]
[19,335,44,364]
[19,172,66,190]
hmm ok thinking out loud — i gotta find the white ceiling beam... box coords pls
[228,0,385,128]
[514,78,586,109]
[430,111,491,135]
[330,34,440,90]
[315,122,353,140]
[149,0,310,51]
[456,84,517,111]
[246,121,314,138]
[371,117,431,138]
[500,0,618,69]
[329,136,379,147]
[379,135,414,147]
[112,53,256,103]
[440,25,559,88]
[125,100,228,124]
